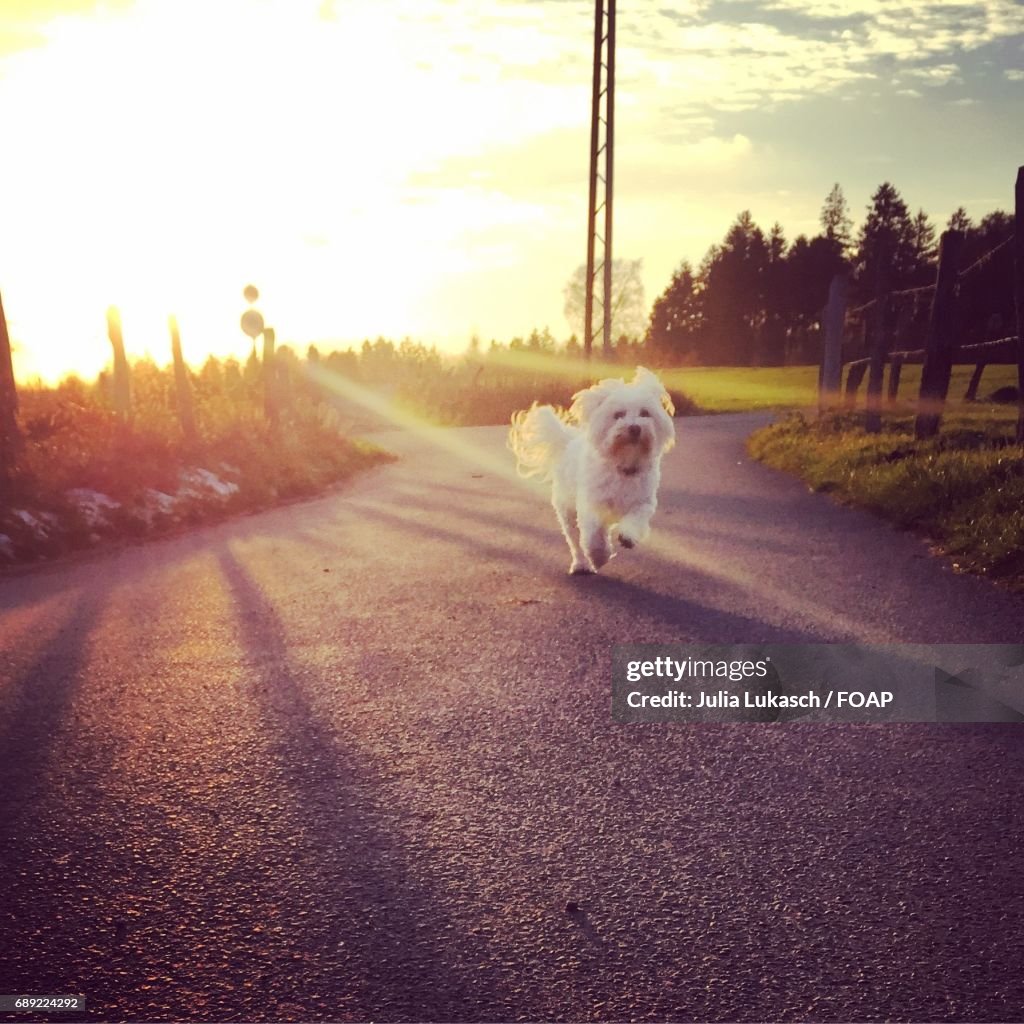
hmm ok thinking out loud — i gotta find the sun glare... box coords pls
[0,0,586,382]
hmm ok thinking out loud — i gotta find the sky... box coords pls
[0,0,1021,382]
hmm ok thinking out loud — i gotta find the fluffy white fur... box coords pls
[508,367,675,575]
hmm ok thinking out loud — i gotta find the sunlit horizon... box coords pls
[1,0,1021,383]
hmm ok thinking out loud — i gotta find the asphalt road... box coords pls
[1,413,1023,1023]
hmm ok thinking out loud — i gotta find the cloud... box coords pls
[901,63,962,86]
[771,1,1024,73]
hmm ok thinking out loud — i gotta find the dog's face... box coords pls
[570,367,675,470]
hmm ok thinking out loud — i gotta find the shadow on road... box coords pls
[331,498,822,643]
[0,581,116,1002]
[659,487,799,522]
[579,574,820,643]
[0,583,111,831]
[664,520,808,557]
[215,546,510,1020]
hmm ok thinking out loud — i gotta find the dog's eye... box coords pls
[613,410,626,420]
[639,409,651,417]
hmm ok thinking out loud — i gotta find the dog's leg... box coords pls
[554,502,590,575]
[617,501,656,549]
[579,510,612,571]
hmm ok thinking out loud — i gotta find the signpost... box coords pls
[241,284,264,346]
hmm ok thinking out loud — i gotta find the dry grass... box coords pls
[1,369,391,562]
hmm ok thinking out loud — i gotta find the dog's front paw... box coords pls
[569,562,595,576]
[617,516,651,547]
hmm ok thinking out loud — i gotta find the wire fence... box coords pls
[958,234,1014,282]
[845,234,1012,323]
[820,164,1023,442]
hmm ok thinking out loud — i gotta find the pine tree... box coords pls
[701,211,770,364]
[855,182,917,291]
[645,261,700,364]
[820,183,853,255]
[910,209,938,271]
[947,207,972,232]
[762,224,789,365]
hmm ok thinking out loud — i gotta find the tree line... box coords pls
[643,183,1015,367]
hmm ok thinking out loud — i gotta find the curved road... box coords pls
[1,414,1023,1022]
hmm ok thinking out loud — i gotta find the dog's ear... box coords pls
[633,366,674,417]
[570,381,611,423]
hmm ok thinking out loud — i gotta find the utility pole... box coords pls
[583,0,615,360]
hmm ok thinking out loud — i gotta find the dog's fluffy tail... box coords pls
[508,403,575,480]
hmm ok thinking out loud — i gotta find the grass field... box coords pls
[390,360,1019,425]
[660,363,1020,414]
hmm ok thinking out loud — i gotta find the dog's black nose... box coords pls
[628,423,641,439]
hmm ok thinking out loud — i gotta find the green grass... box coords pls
[321,357,1015,425]
[660,366,822,412]
[660,363,1019,414]
[385,358,700,427]
[748,405,1024,587]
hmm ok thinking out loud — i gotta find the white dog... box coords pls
[508,367,675,574]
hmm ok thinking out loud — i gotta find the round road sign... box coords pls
[240,309,265,338]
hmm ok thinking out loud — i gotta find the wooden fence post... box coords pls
[0,290,21,493]
[965,361,987,401]
[169,316,198,445]
[262,327,278,426]
[887,354,904,404]
[1015,165,1024,444]
[915,230,965,440]
[844,360,867,406]
[865,270,891,433]
[106,306,132,421]
[818,273,847,414]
